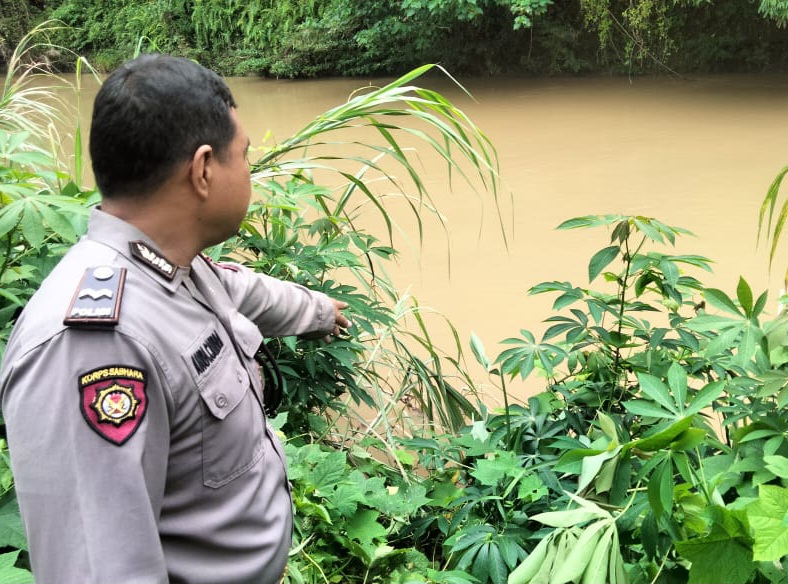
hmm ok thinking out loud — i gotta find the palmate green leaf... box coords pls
[19,203,45,248]
[704,288,742,316]
[632,216,667,243]
[667,361,688,411]
[0,495,26,551]
[447,526,495,553]
[475,543,507,584]
[675,534,755,584]
[636,372,679,415]
[578,446,621,493]
[686,380,725,416]
[588,245,619,283]
[648,458,674,517]
[0,552,33,584]
[622,399,676,419]
[670,428,708,451]
[0,201,23,238]
[470,450,520,486]
[347,509,387,550]
[735,320,763,367]
[625,416,694,453]
[763,455,788,479]
[737,277,754,317]
[747,485,788,561]
[556,215,622,231]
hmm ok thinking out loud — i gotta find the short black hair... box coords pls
[89,54,238,199]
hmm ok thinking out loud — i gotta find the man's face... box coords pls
[206,108,252,245]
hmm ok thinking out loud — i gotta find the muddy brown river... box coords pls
[59,72,788,402]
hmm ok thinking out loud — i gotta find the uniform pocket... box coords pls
[198,353,265,488]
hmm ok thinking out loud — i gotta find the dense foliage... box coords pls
[4,0,788,77]
[3,28,788,584]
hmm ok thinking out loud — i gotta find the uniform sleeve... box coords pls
[0,327,172,584]
[210,261,335,337]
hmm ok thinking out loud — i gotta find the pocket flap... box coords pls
[199,355,248,420]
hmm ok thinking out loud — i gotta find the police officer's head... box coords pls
[90,54,238,200]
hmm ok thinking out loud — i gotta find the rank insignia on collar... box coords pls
[64,266,126,327]
[130,240,176,280]
[78,365,148,446]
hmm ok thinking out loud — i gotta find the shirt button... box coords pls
[236,370,244,383]
[214,394,228,408]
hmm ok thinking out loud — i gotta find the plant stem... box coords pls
[0,230,15,286]
[610,234,647,406]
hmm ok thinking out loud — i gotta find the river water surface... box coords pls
[63,72,788,402]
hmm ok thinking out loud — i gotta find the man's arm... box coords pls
[208,260,349,338]
[1,329,171,584]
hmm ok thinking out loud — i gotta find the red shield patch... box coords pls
[79,366,148,445]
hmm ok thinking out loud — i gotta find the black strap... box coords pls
[255,342,284,417]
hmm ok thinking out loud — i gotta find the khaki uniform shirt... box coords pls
[0,209,336,584]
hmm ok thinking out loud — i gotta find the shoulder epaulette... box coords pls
[64,266,127,327]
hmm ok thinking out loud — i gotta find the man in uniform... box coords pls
[0,53,350,584]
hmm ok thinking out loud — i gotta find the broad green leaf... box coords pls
[667,362,688,413]
[507,533,553,584]
[578,446,621,492]
[0,203,22,238]
[0,551,33,584]
[733,321,762,367]
[471,451,519,486]
[737,277,754,317]
[704,288,742,316]
[675,535,755,584]
[551,520,607,584]
[659,257,679,286]
[19,206,45,248]
[625,416,693,453]
[347,509,386,548]
[597,411,618,442]
[670,428,708,451]
[622,399,676,419]
[581,526,614,584]
[0,496,26,551]
[763,455,788,479]
[648,458,674,517]
[532,508,606,528]
[469,331,490,370]
[483,543,507,584]
[637,372,679,414]
[632,217,664,243]
[588,245,619,282]
[704,326,742,359]
[747,485,788,561]
[686,381,725,416]
[753,290,769,318]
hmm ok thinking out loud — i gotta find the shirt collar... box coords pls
[85,208,191,292]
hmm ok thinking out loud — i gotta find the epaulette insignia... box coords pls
[64,266,126,327]
[130,240,176,280]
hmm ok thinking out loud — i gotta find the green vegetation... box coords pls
[4,0,788,76]
[3,27,788,584]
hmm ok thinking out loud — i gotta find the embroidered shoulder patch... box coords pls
[64,266,126,327]
[130,241,176,280]
[79,365,148,446]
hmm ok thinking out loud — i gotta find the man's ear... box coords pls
[190,145,213,199]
